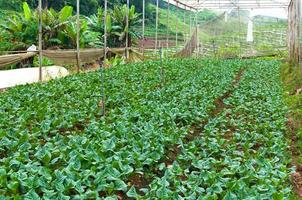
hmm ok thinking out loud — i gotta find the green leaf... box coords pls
[115,179,128,192]
[127,186,138,198]
[24,190,40,200]
[7,181,19,193]
[223,192,237,200]
[106,14,112,33]
[272,192,284,200]
[23,2,32,21]
[59,6,73,23]
[0,168,7,186]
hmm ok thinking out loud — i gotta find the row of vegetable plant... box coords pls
[0,59,243,199]
[143,60,292,199]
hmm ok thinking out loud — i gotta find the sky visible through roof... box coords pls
[165,0,291,18]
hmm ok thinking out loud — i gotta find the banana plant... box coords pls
[42,6,74,48]
[62,20,88,48]
[111,5,141,47]
[0,2,37,50]
[87,8,119,47]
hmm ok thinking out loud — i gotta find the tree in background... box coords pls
[0,0,150,16]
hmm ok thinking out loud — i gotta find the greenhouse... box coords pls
[0,0,302,199]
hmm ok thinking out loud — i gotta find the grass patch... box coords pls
[281,63,302,95]
[281,63,302,162]
[281,62,302,198]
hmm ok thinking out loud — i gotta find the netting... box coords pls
[0,52,37,69]
[43,49,104,65]
[175,27,198,57]
[0,48,147,69]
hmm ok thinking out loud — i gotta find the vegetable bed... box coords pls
[0,59,291,199]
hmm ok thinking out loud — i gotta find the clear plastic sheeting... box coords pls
[165,0,290,10]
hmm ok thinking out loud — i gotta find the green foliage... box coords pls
[104,56,126,68]
[145,60,292,199]
[0,59,291,198]
[0,2,142,51]
[0,3,81,50]
[87,5,141,48]
[111,5,141,46]
[281,63,302,95]
[281,63,302,168]
[22,2,32,21]
[0,3,37,50]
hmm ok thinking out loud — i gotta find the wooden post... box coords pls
[126,0,129,59]
[76,0,80,73]
[38,0,43,81]
[288,0,301,67]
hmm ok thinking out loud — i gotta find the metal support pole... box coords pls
[38,0,43,81]
[76,0,80,73]
[126,0,129,59]
[142,0,145,58]
[155,0,159,52]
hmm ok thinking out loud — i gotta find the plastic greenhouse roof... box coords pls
[164,0,291,10]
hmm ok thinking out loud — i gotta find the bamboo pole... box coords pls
[104,0,107,63]
[155,0,159,52]
[166,0,170,49]
[76,0,80,73]
[196,12,199,56]
[238,7,242,58]
[183,5,186,43]
[101,0,107,117]
[38,0,42,81]
[190,13,192,37]
[126,0,129,59]
[142,0,145,58]
[176,1,178,48]
[189,10,192,55]
[159,42,164,86]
